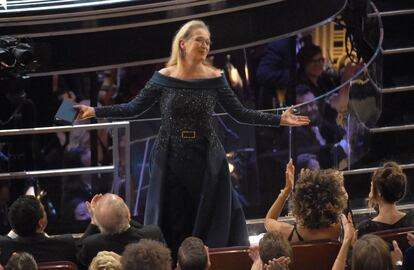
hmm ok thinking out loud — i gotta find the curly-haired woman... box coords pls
[264,160,348,241]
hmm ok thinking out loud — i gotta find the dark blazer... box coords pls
[76,220,164,268]
[0,233,77,265]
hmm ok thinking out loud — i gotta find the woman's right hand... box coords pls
[74,104,96,120]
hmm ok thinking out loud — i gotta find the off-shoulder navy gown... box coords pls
[95,71,280,251]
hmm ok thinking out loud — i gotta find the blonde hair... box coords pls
[166,20,209,67]
[89,251,122,270]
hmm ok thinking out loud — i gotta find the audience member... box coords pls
[293,45,362,170]
[332,213,357,270]
[121,239,172,270]
[333,213,403,270]
[89,251,121,270]
[357,162,413,236]
[256,34,313,109]
[77,193,164,268]
[296,43,338,98]
[0,195,76,265]
[5,252,37,270]
[256,37,294,109]
[177,237,210,270]
[249,231,292,270]
[279,86,347,170]
[264,160,348,241]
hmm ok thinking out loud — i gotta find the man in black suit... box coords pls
[0,195,77,265]
[77,193,165,268]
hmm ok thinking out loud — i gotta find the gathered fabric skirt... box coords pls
[161,136,208,255]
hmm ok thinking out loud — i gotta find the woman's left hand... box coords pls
[280,107,310,126]
[284,159,294,192]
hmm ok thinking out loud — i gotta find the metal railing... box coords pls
[0,121,132,208]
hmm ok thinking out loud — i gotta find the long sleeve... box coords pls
[94,82,161,118]
[217,85,280,127]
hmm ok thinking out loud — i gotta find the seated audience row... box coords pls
[265,160,412,241]
[85,237,211,270]
[0,193,164,270]
[0,160,412,270]
[263,160,412,270]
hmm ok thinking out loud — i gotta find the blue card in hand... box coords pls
[54,100,79,125]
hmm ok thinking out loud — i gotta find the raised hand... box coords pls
[86,193,103,225]
[407,232,414,246]
[74,104,96,120]
[280,106,310,126]
[263,256,291,270]
[341,213,357,244]
[284,159,294,192]
[248,246,260,262]
[391,240,403,265]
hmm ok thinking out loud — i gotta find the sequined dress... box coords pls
[94,71,281,250]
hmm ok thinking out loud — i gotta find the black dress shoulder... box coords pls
[357,210,414,236]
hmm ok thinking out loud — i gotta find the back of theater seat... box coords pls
[37,261,78,270]
[208,240,342,270]
[373,226,414,254]
[209,246,252,270]
[290,239,341,270]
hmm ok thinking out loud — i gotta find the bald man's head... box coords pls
[94,194,131,234]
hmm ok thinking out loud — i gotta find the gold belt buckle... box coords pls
[181,130,196,139]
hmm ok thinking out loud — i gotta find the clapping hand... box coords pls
[340,213,357,245]
[263,257,291,270]
[391,240,403,265]
[280,107,310,126]
[248,246,260,262]
[407,232,414,246]
[284,159,294,192]
[86,193,103,225]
